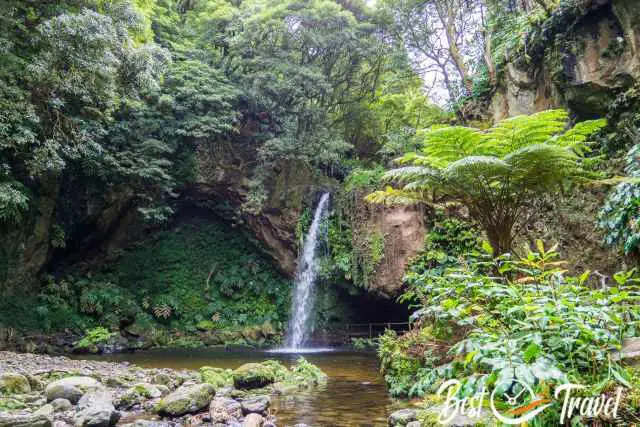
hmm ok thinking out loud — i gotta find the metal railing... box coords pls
[325,322,410,339]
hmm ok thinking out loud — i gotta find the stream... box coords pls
[80,347,405,427]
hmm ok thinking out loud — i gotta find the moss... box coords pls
[232,363,275,389]
[199,367,232,389]
[155,383,216,416]
[195,320,218,331]
[0,373,31,395]
[0,397,26,411]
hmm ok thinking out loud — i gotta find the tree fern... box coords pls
[368,109,606,254]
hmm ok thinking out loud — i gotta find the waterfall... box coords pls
[285,192,330,349]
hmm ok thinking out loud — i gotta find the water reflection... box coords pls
[77,348,406,426]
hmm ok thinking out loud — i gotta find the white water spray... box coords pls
[284,192,330,350]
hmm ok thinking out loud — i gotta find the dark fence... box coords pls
[324,322,411,340]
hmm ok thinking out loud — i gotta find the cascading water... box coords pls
[284,192,330,350]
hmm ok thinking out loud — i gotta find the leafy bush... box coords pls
[291,357,327,383]
[351,337,377,350]
[75,327,116,350]
[598,144,640,254]
[2,217,291,346]
[384,239,640,424]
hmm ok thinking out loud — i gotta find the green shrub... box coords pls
[75,327,116,350]
[389,240,640,423]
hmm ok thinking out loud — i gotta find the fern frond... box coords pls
[480,109,568,155]
[552,118,607,151]
[443,156,510,181]
[364,187,426,205]
[418,126,482,166]
[504,144,580,190]
[382,166,440,184]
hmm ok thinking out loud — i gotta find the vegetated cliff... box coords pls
[463,0,639,274]
[486,0,639,121]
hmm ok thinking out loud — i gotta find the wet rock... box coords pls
[232,364,274,389]
[199,367,231,389]
[74,390,120,427]
[150,373,175,388]
[155,383,215,416]
[51,398,72,412]
[118,383,168,409]
[0,412,52,427]
[120,421,176,427]
[240,395,270,415]
[0,373,31,394]
[34,403,55,417]
[388,408,417,426]
[26,374,44,392]
[209,396,242,424]
[241,413,264,427]
[45,376,103,404]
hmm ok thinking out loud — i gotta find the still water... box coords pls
[85,348,406,427]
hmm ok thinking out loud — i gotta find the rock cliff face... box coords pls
[364,205,427,297]
[190,139,428,293]
[488,0,640,121]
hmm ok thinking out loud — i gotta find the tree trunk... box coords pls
[483,29,497,86]
[485,220,516,256]
[436,0,473,95]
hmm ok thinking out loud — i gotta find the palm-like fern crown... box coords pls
[367,109,607,206]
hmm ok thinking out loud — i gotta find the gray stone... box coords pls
[117,383,168,409]
[0,413,52,427]
[34,404,55,417]
[388,408,417,426]
[240,395,270,415]
[45,377,103,404]
[74,390,120,427]
[406,422,421,427]
[154,383,215,416]
[120,422,174,427]
[209,396,242,423]
[51,398,73,412]
[242,413,264,427]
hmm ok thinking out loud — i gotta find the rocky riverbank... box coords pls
[0,351,327,427]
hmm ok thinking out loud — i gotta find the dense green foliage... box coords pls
[599,145,640,255]
[0,217,290,346]
[380,239,640,423]
[367,109,606,254]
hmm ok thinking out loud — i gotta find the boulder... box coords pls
[0,412,52,427]
[74,391,120,427]
[200,367,231,389]
[150,373,175,387]
[0,373,31,394]
[45,377,103,404]
[154,383,215,417]
[34,404,55,417]
[406,422,421,427]
[117,383,168,409]
[388,409,417,426]
[120,422,174,427]
[209,396,242,424]
[232,364,274,389]
[51,398,73,412]
[241,413,264,427]
[240,395,270,415]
